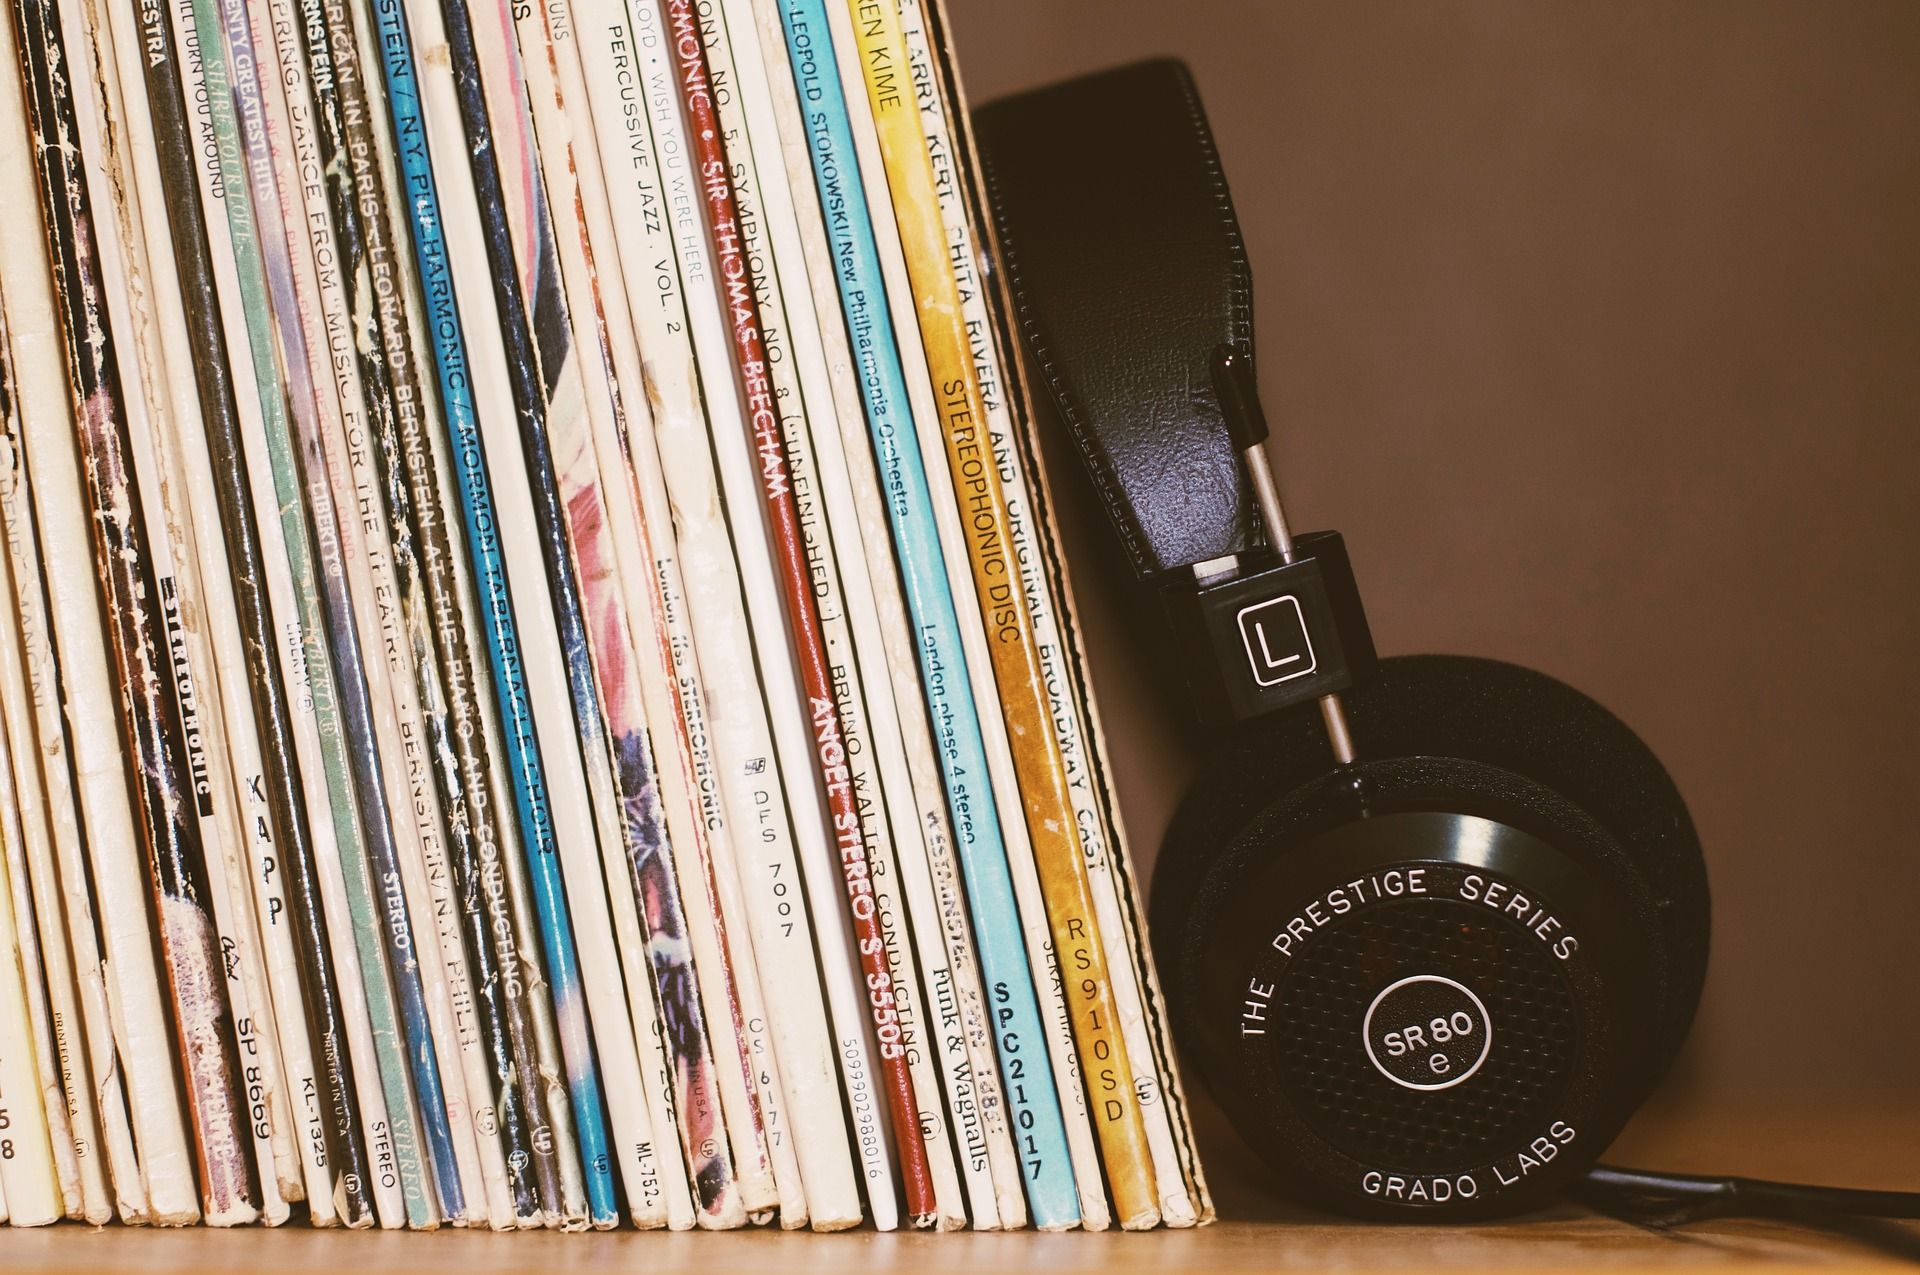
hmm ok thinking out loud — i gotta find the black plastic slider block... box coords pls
[1162,529,1377,725]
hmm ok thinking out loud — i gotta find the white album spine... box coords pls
[575,0,855,1230]
[0,683,62,1224]
[97,0,336,1220]
[103,0,350,1221]
[0,330,112,1223]
[70,0,289,1217]
[530,0,772,1228]
[817,0,1108,1229]
[459,0,698,1230]
[0,704,73,1223]
[508,0,759,1229]
[69,0,276,1221]
[0,0,200,1223]
[627,0,898,1228]
[0,218,148,1229]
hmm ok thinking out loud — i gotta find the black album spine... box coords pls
[129,0,376,1227]
[295,0,555,1224]
[8,0,259,1222]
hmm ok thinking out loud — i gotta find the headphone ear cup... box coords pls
[1154,655,1710,1193]
[1339,655,1709,1093]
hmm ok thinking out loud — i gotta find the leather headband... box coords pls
[977,58,1261,579]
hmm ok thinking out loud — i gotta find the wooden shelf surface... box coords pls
[0,1212,1907,1275]
[1,1091,1913,1272]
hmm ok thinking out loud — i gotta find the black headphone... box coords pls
[977,59,1915,1227]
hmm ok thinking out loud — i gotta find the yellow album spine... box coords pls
[840,0,1160,1228]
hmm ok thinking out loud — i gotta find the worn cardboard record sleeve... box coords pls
[929,0,1217,1223]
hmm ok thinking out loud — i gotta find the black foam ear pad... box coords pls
[1155,654,1709,1110]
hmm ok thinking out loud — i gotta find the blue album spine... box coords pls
[364,0,619,1224]
[770,0,1080,1228]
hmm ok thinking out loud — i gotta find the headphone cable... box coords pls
[1580,1163,1920,1226]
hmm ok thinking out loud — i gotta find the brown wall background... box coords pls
[949,1,1920,1103]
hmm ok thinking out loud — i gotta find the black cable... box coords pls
[1583,1165,1920,1222]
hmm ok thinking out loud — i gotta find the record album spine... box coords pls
[0,515,123,1228]
[818,0,1106,1227]
[460,0,701,1230]
[372,0,593,1227]
[0,301,84,1226]
[410,0,684,1227]
[0,711,73,1229]
[930,7,1210,1222]
[0,740,74,1227]
[767,0,1081,1228]
[840,0,1159,1228]
[571,0,831,1226]
[296,0,556,1227]
[157,0,401,1226]
[222,0,469,1223]
[631,0,898,1227]
[364,0,624,1226]
[0,303,115,1225]
[714,0,992,1222]
[0,509,76,1217]
[9,0,260,1223]
[648,2,829,1213]
[0,29,162,1219]
[216,0,468,1218]
[519,0,767,1229]
[739,0,1026,1225]
[116,0,366,1225]
[82,0,304,1220]
[3,823,78,1225]
[674,0,960,1228]
[0,702,65,1226]
[597,0,848,1229]
[444,0,692,1231]
[250,0,501,1223]
[498,0,747,1228]
[900,0,1199,1226]
[0,630,62,1226]
[174,0,434,1225]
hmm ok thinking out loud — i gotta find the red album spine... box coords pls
[663,0,935,1226]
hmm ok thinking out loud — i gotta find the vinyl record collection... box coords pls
[0,0,1211,1233]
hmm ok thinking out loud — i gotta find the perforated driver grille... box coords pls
[1269,898,1578,1172]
